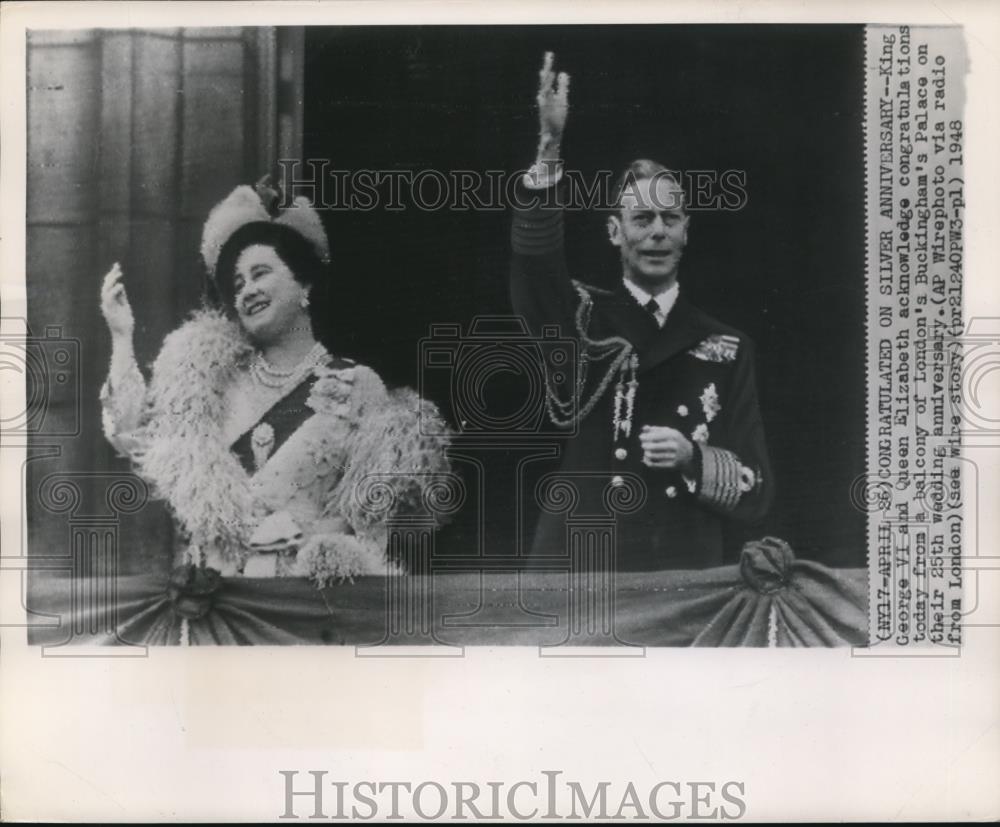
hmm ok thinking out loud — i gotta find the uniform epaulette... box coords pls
[688,333,740,363]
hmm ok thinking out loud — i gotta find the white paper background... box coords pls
[1,1,998,821]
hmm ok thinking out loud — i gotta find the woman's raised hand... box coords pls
[100,263,135,339]
[536,51,570,155]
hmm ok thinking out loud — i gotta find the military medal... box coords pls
[612,354,639,440]
[623,355,639,437]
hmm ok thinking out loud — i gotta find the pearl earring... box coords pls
[300,294,310,309]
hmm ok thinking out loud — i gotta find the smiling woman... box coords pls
[98,180,452,585]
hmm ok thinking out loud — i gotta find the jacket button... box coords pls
[665,485,678,498]
[614,447,627,461]
[611,475,625,487]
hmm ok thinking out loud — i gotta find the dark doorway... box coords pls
[302,25,866,567]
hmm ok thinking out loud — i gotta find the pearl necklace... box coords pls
[250,342,328,389]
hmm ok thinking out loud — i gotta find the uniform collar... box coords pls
[622,278,680,325]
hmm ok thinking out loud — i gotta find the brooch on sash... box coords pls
[251,422,275,470]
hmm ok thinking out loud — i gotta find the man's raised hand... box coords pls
[536,51,570,157]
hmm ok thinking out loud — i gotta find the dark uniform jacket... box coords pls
[511,185,774,570]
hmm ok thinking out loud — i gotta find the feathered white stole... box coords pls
[332,387,452,532]
[133,308,453,575]
[136,309,256,563]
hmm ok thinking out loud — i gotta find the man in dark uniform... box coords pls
[512,53,773,570]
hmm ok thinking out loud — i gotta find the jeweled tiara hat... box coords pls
[200,176,330,278]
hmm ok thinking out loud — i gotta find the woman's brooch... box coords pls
[251,422,275,470]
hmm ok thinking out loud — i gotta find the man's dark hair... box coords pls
[213,222,329,328]
[611,159,686,212]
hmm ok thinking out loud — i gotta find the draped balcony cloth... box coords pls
[26,543,868,648]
